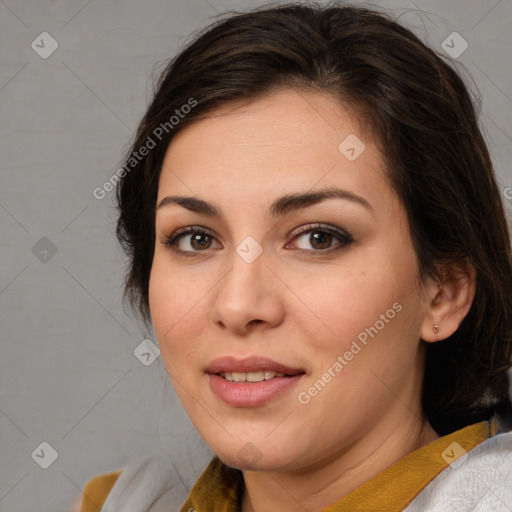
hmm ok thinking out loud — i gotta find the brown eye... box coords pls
[289,224,353,253]
[163,227,219,254]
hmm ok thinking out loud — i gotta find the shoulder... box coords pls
[79,453,196,512]
[81,470,122,512]
[405,430,512,511]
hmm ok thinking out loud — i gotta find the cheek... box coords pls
[299,255,420,383]
[148,263,174,337]
[148,259,205,362]
[304,268,399,340]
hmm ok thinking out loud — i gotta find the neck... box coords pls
[240,415,439,512]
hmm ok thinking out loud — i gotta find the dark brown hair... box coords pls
[115,1,512,435]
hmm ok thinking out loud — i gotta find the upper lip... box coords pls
[205,356,305,375]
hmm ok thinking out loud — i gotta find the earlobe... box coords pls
[420,260,477,343]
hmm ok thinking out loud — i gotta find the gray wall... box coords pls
[1,1,511,511]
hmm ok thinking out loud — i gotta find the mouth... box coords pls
[205,356,306,406]
[217,369,303,382]
[205,355,305,380]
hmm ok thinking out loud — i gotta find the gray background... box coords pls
[0,1,511,511]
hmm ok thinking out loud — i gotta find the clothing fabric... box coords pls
[403,426,512,512]
[81,418,512,512]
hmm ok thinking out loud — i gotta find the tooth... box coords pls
[246,371,265,382]
[220,370,287,382]
[232,372,247,382]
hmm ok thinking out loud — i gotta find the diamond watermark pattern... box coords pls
[441,32,468,59]
[31,32,59,59]
[441,441,468,469]
[31,441,58,469]
[338,134,366,161]
[237,442,262,465]
[32,237,58,263]
[236,236,263,264]
[133,339,161,366]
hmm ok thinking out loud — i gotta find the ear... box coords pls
[420,260,476,342]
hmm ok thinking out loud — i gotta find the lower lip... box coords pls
[208,373,304,407]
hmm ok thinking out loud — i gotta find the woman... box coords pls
[78,2,512,511]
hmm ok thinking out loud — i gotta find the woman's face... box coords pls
[149,88,433,471]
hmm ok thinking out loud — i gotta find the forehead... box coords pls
[157,88,392,211]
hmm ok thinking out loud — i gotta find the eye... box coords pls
[286,223,354,254]
[162,226,220,256]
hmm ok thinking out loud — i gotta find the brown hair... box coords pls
[115,1,512,435]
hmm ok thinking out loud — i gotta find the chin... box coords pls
[213,441,296,472]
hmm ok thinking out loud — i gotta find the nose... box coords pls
[209,245,285,335]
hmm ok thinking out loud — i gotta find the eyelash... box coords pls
[161,223,354,257]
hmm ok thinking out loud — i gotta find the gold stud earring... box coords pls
[433,324,440,334]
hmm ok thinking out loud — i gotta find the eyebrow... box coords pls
[156,186,374,219]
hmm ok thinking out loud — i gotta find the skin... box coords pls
[148,88,476,511]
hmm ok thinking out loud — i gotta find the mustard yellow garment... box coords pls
[81,419,494,512]
[81,469,122,512]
